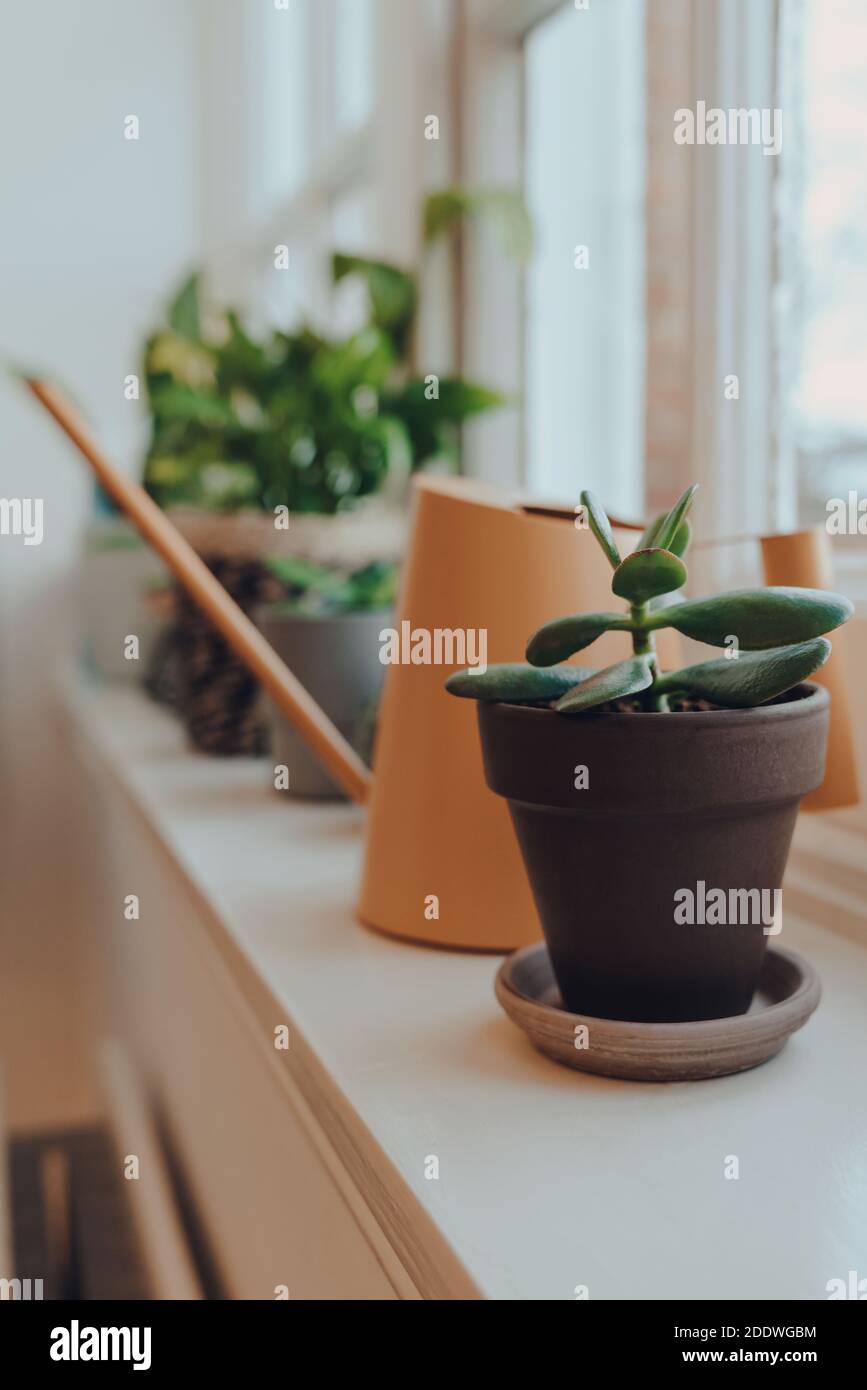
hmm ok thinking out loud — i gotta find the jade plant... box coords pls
[447,486,853,713]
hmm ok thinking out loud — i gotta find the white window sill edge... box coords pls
[59,667,867,1301]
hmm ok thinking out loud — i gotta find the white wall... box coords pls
[0,0,202,1129]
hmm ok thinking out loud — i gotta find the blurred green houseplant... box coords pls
[141,187,530,517]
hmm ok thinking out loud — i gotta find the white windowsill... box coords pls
[61,670,867,1300]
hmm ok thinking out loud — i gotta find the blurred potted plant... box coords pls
[257,557,398,798]
[141,186,529,754]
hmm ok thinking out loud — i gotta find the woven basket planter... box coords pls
[145,505,406,757]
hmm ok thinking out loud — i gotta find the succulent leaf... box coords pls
[637,511,666,550]
[526,611,630,666]
[445,663,589,702]
[579,489,621,569]
[611,548,688,604]
[655,638,831,707]
[653,484,699,553]
[648,587,853,648]
[553,656,653,714]
[668,517,691,558]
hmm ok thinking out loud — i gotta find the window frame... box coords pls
[199,0,456,330]
[202,0,803,558]
[459,0,788,544]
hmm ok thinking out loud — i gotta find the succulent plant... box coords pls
[446,486,853,713]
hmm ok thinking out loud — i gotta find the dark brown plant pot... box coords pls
[477,684,830,1023]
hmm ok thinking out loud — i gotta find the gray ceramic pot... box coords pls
[256,606,390,799]
[478,684,830,1023]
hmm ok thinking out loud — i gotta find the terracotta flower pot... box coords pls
[477,684,830,1022]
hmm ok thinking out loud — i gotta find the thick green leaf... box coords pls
[526,611,631,666]
[553,656,653,714]
[637,511,691,558]
[580,489,621,568]
[445,663,589,702]
[654,484,698,553]
[423,187,533,263]
[669,517,691,558]
[648,587,854,648]
[655,638,831,707]
[168,273,202,341]
[612,548,688,604]
[638,511,666,549]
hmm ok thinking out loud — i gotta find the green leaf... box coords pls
[656,638,831,707]
[332,254,418,346]
[638,511,666,550]
[445,663,589,702]
[669,517,691,558]
[637,511,691,557]
[553,656,653,714]
[423,187,533,263]
[428,377,505,418]
[653,484,699,553]
[648,587,854,648]
[387,376,503,423]
[579,489,621,568]
[265,557,399,615]
[265,555,346,594]
[311,326,395,395]
[380,376,504,470]
[612,548,687,604]
[168,273,201,341]
[526,611,631,666]
[216,311,272,391]
[148,381,237,428]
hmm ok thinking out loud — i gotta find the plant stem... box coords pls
[630,602,664,710]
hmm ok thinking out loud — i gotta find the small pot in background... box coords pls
[81,516,169,681]
[256,606,390,799]
[147,506,404,756]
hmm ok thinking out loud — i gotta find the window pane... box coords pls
[261,0,312,205]
[792,0,867,521]
[525,0,646,518]
[333,0,375,134]
[330,187,376,334]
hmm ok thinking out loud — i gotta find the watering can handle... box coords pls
[26,379,372,806]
